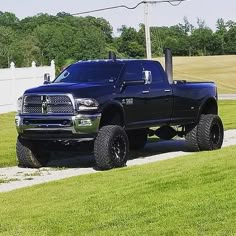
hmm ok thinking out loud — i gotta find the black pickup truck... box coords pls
[15,50,224,170]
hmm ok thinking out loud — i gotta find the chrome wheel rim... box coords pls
[111,135,126,162]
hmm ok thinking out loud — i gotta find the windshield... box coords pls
[54,62,124,83]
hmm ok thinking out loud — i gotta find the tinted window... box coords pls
[122,61,143,81]
[54,62,124,83]
[142,61,164,83]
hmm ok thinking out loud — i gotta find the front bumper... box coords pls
[15,113,101,140]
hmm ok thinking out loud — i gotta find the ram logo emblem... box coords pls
[41,96,49,114]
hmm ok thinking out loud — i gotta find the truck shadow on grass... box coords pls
[129,139,188,160]
[47,139,189,169]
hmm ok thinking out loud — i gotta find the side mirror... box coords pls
[44,73,51,84]
[142,71,152,85]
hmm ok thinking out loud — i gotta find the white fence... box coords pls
[0,61,55,114]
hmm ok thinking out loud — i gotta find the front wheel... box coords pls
[16,137,50,168]
[94,125,129,170]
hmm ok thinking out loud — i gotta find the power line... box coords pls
[168,0,186,6]
[71,0,187,16]
[71,2,145,16]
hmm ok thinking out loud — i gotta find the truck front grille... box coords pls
[23,95,74,114]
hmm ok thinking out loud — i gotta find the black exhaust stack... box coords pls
[109,51,116,61]
[164,48,173,84]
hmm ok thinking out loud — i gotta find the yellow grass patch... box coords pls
[156,55,236,94]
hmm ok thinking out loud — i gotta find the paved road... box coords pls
[219,94,236,100]
[0,129,236,193]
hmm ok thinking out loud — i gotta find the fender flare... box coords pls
[196,96,218,122]
[100,100,126,127]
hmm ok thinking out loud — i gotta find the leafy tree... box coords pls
[10,36,41,67]
[150,24,190,56]
[0,26,15,67]
[226,20,236,29]
[0,12,19,28]
[225,25,236,54]
[117,25,145,58]
[0,11,235,68]
[73,25,107,60]
[216,18,227,54]
[33,23,75,66]
[190,20,214,56]
[85,16,113,43]
[183,16,194,34]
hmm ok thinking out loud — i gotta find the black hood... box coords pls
[24,82,116,99]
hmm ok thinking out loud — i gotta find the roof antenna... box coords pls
[109,51,116,61]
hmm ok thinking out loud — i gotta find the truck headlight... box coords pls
[75,98,99,111]
[17,96,23,113]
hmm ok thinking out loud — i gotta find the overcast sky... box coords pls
[1,0,235,34]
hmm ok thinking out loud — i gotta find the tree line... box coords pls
[0,11,235,71]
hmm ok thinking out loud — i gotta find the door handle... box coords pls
[164,89,171,93]
[142,90,150,94]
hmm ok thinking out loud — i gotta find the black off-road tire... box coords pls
[185,124,200,152]
[94,125,129,170]
[127,129,147,150]
[16,137,50,168]
[197,114,224,151]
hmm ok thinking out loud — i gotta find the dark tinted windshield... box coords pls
[54,62,124,83]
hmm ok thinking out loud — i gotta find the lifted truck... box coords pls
[15,49,224,170]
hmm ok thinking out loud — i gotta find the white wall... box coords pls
[0,61,55,114]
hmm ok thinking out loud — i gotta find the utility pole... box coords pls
[144,2,152,59]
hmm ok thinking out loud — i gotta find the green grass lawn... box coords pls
[0,113,17,167]
[219,100,236,130]
[0,100,236,168]
[0,145,235,235]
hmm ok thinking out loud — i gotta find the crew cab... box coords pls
[15,50,224,170]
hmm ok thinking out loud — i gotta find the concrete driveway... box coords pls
[219,94,236,100]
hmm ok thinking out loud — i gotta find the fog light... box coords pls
[79,120,92,127]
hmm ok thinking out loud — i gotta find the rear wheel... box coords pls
[198,114,224,151]
[94,125,129,170]
[16,137,50,168]
[185,124,200,152]
[127,129,147,150]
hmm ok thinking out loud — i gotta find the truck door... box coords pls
[120,61,149,125]
[142,61,173,124]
